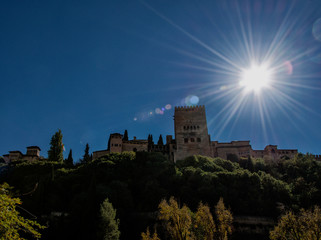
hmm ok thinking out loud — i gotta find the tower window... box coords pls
[184,138,188,143]
[191,138,195,142]
[197,138,201,142]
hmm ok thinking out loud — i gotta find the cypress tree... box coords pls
[107,136,111,150]
[48,129,64,162]
[123,130,128,141]
[99,198,120,240]
[157,134,163,145]
[65,149,73,166]
[82,143,91,164]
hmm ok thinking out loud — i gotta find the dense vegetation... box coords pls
[1,151,321,239]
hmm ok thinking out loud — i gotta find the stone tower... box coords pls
[109,133,123,153]
[174,105,212,161]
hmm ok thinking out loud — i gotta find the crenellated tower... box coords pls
[174,105,212,161]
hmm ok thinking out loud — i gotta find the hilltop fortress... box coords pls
[4,105,321,163]
[93,105,300,162]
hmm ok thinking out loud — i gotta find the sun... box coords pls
[239,63,272,93]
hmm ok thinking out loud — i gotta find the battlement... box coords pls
[175,105,205,112]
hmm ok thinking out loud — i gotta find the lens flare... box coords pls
[185,95,200,106]
[240,63,272,93]
[142,1,321,143]
[312,18,321,42]
[165,104,172,110]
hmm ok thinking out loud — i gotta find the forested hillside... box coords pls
[1,152,320,239]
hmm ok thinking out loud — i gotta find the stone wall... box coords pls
[122,141,148,152]
[174,106,212,161]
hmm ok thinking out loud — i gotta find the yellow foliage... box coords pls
[193,202,216,240]
[0,183,46,240]
[141,227,161,240]
[270,206,321,240]
[215,198,233,240]
[158,197,193,240]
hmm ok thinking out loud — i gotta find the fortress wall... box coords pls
[122,142,148,152]
[93,150,110,160]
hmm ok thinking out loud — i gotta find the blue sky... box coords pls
[1,0,321,162]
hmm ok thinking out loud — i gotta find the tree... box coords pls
[82,143,91,164]
[270,206,321,240]
[158,197,192,240]
[107,135,111,150]
[141,228,160,240]
[157,197,233,240]
[0,183,45,239]
[215,198,233,240]
[193,202,216,240]
[48,129,64,162]
[157,135,163,145]
[65,149,73,166]
[99,198,120,240]
[123,130,129,141]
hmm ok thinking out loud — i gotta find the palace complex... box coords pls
[3,105,321,163]
[93,105,301,162]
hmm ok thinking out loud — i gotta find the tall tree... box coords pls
[107,135,111,150]
[157,135,163,145]
[82,143,91,164]
[123,130,129,141]
[270,206,321,240]
[0,183,45,239]
[215,198,233,240]
[141,228,160,240]
[65,149,73,166]
[99,198,120,240]
[48,129,64,162]
[158,197,192,240]
[193,202,216,240]
[157,197,233,240]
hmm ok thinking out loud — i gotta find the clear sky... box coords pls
[1,0,321,162]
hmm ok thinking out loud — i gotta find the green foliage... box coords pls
[65,149,73,166]
[3,151,320,240]
[0,183,45,239]
[177,155,239,172]
[263,153,321,209]
[48,129,64,163]
[99,198,120,240]
[0,156,6,164]
[80,143,91,164]
[270,206,321,240]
